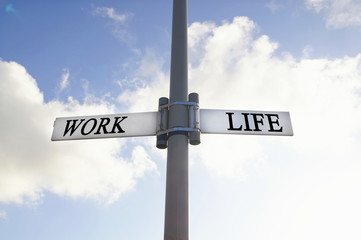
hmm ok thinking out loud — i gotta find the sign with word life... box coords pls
[200,109,293,136]
[52,112,158,141]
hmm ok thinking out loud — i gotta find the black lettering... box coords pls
[94,117,111,135]
[63,119,85,136]
[81,118,97,135]
[251,113,264,131]
[226,112,242,131]
[242,113,252,131]
[110,116,127,133]
[266,114,283,132]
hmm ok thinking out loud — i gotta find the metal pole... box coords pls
[164,0,189,239]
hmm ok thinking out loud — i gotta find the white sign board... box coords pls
[52,112,158,141]
[200,109,293,136]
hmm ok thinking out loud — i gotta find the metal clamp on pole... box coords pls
[156,95,201,146]
[189,93,201,145]
[156,97,169,149]
[158,101,199,109]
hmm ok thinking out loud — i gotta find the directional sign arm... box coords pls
[200,109,293,136]
[51,112,158,141]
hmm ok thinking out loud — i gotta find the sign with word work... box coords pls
[51,112,158,141]
[200,109,293,136]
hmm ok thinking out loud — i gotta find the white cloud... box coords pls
[93,7,129,23]
[302,44,314,58]
[117,49,169,112]
[0,60,157,205]
[306,0,361,28]
[93,6,134,42]
[190,17,361,178]
[306,0,326,12]
[265,0,283,13]
[240,155,361,240]
[59,68,70,92]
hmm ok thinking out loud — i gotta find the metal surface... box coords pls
[51,111,158,141]
[188,93,200,145]
[157,99,200,137]
[159,101,198,109]
[200,109,293,136]
[157,127,199,136]
[157,97,169,149]
[164,0,189,239]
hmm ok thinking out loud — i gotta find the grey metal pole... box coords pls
[164,0,189,239]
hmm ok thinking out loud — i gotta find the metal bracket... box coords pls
[156,101,200,136]
[158,101,198,109]
[157,127,198,136]
[156,93,201,148]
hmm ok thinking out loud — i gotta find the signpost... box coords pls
[52,112,158,141]
[51,109,293,141]
[200,109,293,136]
[51,0,293,239]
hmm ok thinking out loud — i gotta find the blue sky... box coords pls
[1,0,361,239]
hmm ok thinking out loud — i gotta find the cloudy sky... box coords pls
[1,0,361,239]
